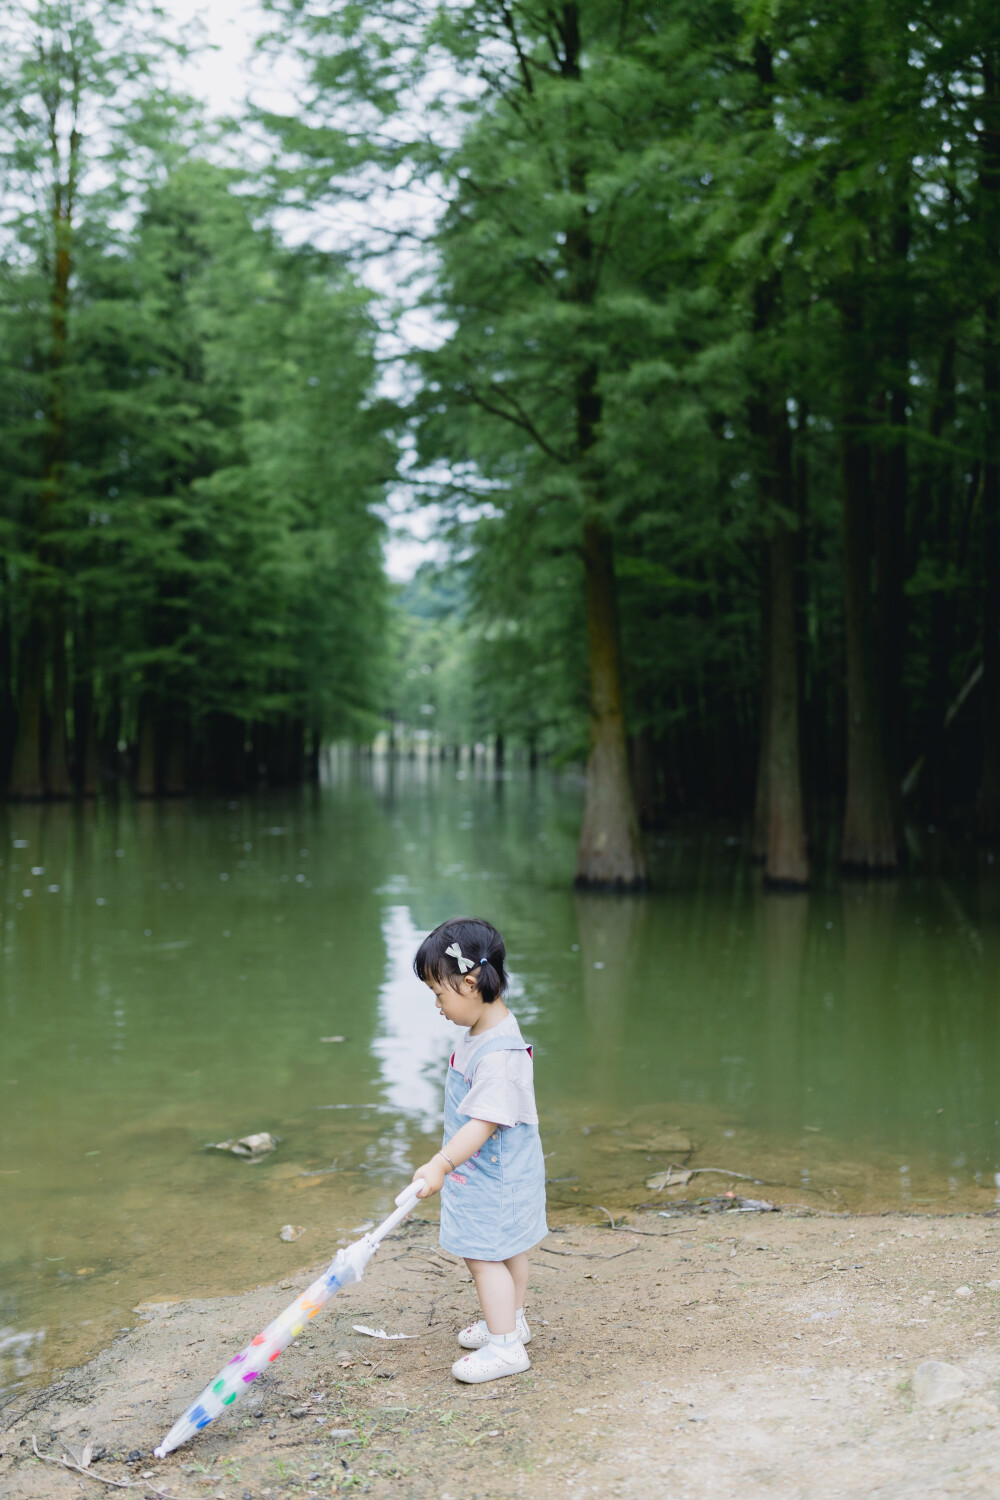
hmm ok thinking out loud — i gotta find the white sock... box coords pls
[486,1328,521,1357]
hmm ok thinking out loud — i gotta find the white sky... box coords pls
[168,0,274,120]
[168,0,445,583]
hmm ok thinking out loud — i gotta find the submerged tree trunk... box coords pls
[575,517,648,890]
[840,305,898,870]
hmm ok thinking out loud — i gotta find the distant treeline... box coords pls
[0,3,391,800]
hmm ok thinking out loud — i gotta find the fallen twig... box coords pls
[595,1221,674,1238]
[30,1437,198,1499]
[685,1167,762,1183]
[539,1245,639,1261]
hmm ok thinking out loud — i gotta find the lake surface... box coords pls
[3,756,1000,1397]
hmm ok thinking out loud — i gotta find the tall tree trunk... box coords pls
[751,545,771,863]
[747,266,808,884]
[558,6,646,889]
[9,60,78,802]
[765,507,809,886]
[164,717,188,795]
[979,55,1000,841]
[982,321,1000,839]
[73,623,97,796]
[631,726,656,828]
[79,695,98,796]
[924,337,958,816]
[308,726,322,783]
[136,704,157,797]
[575,517,648,890]
[0,565,12,783]
[7,621,46,799]
[875,191,911,840]
[839,291,898,871]
[45,609,72,796]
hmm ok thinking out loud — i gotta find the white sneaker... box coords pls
[452,1340,531,1384]
[457,1314,531,1350]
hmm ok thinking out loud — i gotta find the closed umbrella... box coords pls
[154,1179,425,1459]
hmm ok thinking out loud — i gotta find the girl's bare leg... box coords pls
[465,1258,515,1335]
[504,1252,529,1310]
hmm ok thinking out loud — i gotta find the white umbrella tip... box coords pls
[153,1442,169,1459]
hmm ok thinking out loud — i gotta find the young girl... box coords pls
[411,916,547,1384]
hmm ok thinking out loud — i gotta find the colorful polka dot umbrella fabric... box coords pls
[153,1180,425,1459]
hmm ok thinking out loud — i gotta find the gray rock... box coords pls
[912,1360,967,1406]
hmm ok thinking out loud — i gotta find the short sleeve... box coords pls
[457,1050,539,1128]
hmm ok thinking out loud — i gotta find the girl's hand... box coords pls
[412,1158,447,1199]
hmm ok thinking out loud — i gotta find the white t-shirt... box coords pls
[452,1011,538,1130]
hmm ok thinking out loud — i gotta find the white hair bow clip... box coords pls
[445,941,474,973]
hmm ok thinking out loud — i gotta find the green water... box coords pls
[2,759,1000,1396]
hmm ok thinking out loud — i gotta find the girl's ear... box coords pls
[461,970,480,993]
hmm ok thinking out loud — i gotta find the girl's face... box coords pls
[424,971,484,1028]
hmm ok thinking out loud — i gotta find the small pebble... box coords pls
[955,1286,973,1299]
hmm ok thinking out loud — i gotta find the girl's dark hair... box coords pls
[414,917,507,1004]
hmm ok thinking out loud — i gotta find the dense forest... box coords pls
[2,1,1000,892]
[0,0,392,802]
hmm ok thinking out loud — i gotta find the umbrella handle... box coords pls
[394,1178,426,1210]
[366,1178,427,1249]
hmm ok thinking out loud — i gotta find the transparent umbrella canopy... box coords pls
[154,1179,425,1460]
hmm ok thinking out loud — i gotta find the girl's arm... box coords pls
[412,1117,497,1199]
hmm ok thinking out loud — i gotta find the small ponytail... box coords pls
[414,917,507,1003]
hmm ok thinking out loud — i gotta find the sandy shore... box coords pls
[3,1208,1000,1500]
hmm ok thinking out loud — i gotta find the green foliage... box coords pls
[0,1,393,792]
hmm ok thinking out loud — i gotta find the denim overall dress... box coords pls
[439,1031,548,1262]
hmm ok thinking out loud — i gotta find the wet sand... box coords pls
[4,1207,1000,1500]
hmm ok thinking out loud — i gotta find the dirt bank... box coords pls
[3,1209,1000,1500]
